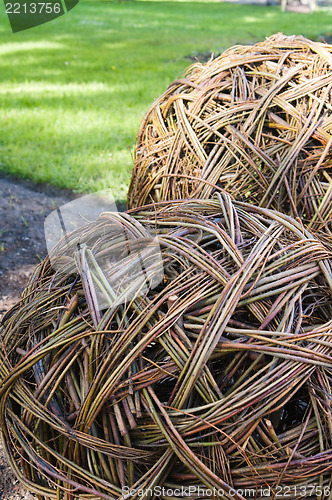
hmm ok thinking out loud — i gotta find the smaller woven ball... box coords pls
[128,33,332,239]
[1,195,332,500]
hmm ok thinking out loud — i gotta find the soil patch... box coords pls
[0,173,76,317]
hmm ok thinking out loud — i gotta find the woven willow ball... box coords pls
[1,195,332,500]
[128,33,332,238]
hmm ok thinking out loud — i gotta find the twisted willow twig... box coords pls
[128,34,332,240]
[1,195,332,499]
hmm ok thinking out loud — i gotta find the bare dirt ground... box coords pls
[0,173,75,500]
[0,173,75,316]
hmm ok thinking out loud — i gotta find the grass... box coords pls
[0,0,331,201]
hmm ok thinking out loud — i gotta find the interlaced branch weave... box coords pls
[1,195,332,499]
[128,34,332,238]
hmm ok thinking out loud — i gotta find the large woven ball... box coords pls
[128,34,332,238]
[1,195,332,499]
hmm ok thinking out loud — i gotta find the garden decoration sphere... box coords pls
[128,33,332,239]
[1,194,332,500]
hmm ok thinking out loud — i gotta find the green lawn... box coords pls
[0,0,331,201]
